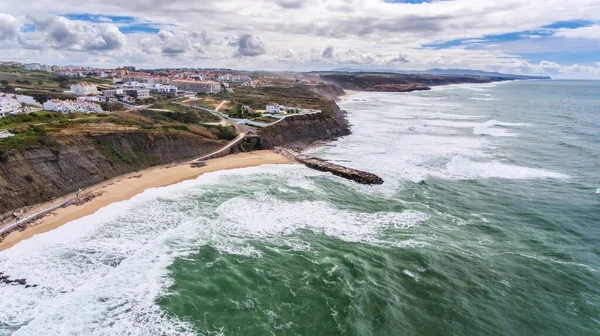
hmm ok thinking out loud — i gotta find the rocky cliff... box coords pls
[0,131,222,213]
[259,101,350,150]
[305,83,346,100]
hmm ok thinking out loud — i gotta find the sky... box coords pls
[1,0,600,78]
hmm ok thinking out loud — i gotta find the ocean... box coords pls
[1,80,599,335]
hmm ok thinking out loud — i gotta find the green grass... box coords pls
[0,66,111,96]
[219,85,331,114]
[251,116,280,123]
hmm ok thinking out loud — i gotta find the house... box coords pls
[76,96,102,103]
[102,89,124,96]
[266,104,281,114]
[70,83,99,96]
[120,95,136,104]
[150,84,178,94]
[0,95,22,117]
[123,89,151,100]
[122,81,150,89]
[43,99,102,113]
[23,63,42,71]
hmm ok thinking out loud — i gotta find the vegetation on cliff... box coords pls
[314,72,533,92]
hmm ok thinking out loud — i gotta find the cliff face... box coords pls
[0,131,222,213]
[259,101,350,150]
[305,83,346,100]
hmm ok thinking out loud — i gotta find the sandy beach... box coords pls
[0,150,294,251]
[339,90,360,100]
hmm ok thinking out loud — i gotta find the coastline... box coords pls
[0,150,294,251]
[338,90,360,100]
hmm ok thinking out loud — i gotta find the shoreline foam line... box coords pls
[0,150,295,251]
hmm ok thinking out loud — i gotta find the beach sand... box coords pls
[338,90,360,100]
[0,150,294,251]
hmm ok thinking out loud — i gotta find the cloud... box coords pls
[158,29,189,54]
[85,25,126,50]
[140,29,211,56]
[554,25,600,39]
[231,34,265,57]
[0,13,19,41]
[390,53,409,63]
[274,0,305,9]
[322,46,334,58]
[1,0,600,78]
[19,14,125,51]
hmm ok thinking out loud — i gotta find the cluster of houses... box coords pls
[265,103,322,115]
[43,99,103,113]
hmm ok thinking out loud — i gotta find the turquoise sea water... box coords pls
[0,80,599,335]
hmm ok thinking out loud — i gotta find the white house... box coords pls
[0,95,22,117]
[102,89,124,96]
[122,81,150,89]
[70,83,99,96]
[14,94,41,106]
[266,104,281,114]
[77,96,102,103]
[149,84,178,94]
[43,99,102,113]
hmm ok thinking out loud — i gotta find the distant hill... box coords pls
[331,68,551,80]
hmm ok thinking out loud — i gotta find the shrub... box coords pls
[187,124,217,139]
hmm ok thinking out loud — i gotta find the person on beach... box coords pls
[76,188,82,201]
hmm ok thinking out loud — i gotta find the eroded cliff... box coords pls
[0,131,222,213]
[259,101,350,150]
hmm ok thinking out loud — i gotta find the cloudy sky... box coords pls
[1,0,600,78]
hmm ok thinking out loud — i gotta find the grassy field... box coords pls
[0,107,232,153]
[0,66,112,94]
[188,97,221,110]
[221,85,330,113]
[251,116,280,123]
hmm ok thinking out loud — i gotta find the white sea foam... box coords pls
[473,120,529,137]
[339,91,567,183]
[446,156,569,180]
[0,164,425,335]
[470,97,498,101]
[432,112,487,120]
[596,188,600,194]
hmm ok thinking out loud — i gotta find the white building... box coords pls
[23,63,42,71]
[123,89,151,100]
[43,100,102,113]
[266,104,281,114]
[102,89,124,96]
[70,83,99,96]
[77,96,102,103]
[0,96,22,117]
[14,94,42,106]
[122,81,150,89]
[150,84,178,94]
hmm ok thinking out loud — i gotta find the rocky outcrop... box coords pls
[0,131,222,213]
[369,83,431,92]
[259,101,350,150]
[276,148,383,185]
